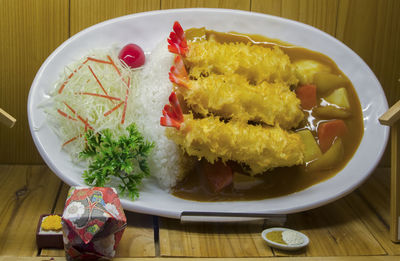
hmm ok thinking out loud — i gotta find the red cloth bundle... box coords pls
[62,187,126,260]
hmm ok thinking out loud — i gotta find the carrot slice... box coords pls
[88,65,111,99]
[120,77,130,124]
[296,84,317,110]
[104,101,124,117]
[77,115,94,131]
[76,92,121,101]
[87,57,112,64]
[57,109,77,121]
[62,134,83,147]
[63,102,76,114]
[203,160,233,193]
[318,120,348,152]
[58,59,88,94]
[107,55,122,76]
[62,136,78,147]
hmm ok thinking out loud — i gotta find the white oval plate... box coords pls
[28,8,389,219]
[261,228,309,250]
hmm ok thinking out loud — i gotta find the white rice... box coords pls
[128,41,186,189]
[46,41,186,190]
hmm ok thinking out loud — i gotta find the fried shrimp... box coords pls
[160,92,304,175]
[169,56,304,129]
[165,22,305,175]
[168,22,298,85]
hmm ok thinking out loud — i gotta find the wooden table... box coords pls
[0,165,399,260]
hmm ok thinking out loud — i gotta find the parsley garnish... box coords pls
[80,124,154,199]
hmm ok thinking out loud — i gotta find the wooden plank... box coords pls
[0,165,62,256]
[345,168,400,255]
[390,123,400,242]
[161,0,251,10]
[0,107,16,128]
[40,178,156,257]
[252,0,339,36]
[0,165,23,233]
[52,182,69,214]
[345,190,394,252]
[116,212,156,257]
[251,0,282,17]
[272,197,386,257]
[2,256,400,261]
[159,218,273,257]
[337,0,400,167]
[337,0,400,105]
[70,0,161,35]
[379,100,400,126]
[0,0,69,164]
[358,168,391,223]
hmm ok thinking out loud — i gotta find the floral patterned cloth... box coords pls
[62,187,126,260]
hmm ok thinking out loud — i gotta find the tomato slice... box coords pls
[203,160,233,193]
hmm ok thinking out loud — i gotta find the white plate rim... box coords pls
[27,8,389,220]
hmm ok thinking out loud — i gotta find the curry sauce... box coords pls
[172,29,364,201]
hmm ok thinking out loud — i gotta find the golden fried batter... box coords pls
[179,73,304,129]
[166,114,304,175]
[186,39,298,86]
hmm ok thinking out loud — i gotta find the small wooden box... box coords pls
[36,214,64,249]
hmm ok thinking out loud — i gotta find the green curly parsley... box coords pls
[80,124,154,199]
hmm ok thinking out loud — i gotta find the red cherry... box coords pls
[118,44,145,68]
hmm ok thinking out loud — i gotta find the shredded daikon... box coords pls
[46,48,141,160]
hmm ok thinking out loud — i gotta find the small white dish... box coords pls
[261,227,309,251]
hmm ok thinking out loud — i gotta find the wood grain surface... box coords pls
[70,0,160,35]
[0,165,399,258]
[337,0,400,107]
[252,0,339,36]
[0,0,69,164]
[159,219,271,257]
[158,198,386,257]
[390,123,400,242]
[0,165,62,256]
[346,168,400,255]
[161,0,250,10]
[1,0,398,165]
[2,257,400,261]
